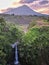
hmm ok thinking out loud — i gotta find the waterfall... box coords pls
[11,42,19,65]
[14,43,19,64]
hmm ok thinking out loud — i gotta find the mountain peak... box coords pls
[3,5,35,15]
[15,5,31,10]
[20,5,29,7]
[3,5,47,16]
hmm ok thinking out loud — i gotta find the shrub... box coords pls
[18,26,49,65]
[43,17,49,22]
[28,21,37,29]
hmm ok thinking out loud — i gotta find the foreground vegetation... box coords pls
[0,17,49,65]
[0,18,23,65]
[18,26,49,65]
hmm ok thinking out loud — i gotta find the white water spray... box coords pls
[11,42,19,65]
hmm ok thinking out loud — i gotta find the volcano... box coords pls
[3,5,43,16]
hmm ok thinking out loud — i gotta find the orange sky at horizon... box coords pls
[0,0,49,14]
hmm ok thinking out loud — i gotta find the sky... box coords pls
[0,0,49,14]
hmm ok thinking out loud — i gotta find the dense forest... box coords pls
[0,17,49,65]
[0,18,23,65]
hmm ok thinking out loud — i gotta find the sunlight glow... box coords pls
[0,0,49,14]
[0,0,20,9]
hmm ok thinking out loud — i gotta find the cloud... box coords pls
[30,0,49,8]
[39,0,49,5]
[28,0,49,14]
[19,0,36,3]
[37,7,49,14]
[0,0,49,14]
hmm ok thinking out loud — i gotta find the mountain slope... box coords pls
[3,5,43,16]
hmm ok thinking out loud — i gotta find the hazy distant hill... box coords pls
[0,14,49,32]
[3,5,44,16]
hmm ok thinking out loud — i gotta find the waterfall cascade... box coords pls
[11,42,19,65]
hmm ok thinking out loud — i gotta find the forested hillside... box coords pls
[0,18,23,65]
[0,17,49,65]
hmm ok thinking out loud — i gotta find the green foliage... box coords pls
[0,18,23,65]
[0,50,6,65]
[0,17,49,65]
[43,17,49,22]
[18,26,49,65]
[28,21,37,29]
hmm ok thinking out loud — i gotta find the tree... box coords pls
[0,18,23,65]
